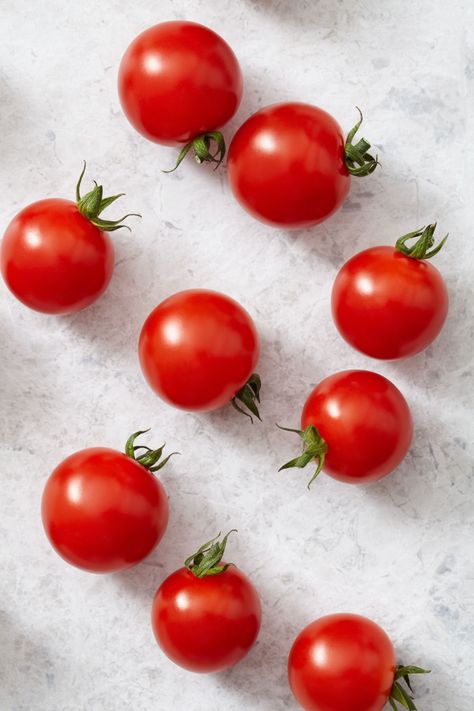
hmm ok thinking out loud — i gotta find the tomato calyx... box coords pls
[395,223,448,260]
[125,429,179,472]
[231,373,262,423]
[389,665,431,710]
[277,424,328,489]
[164,131,226,173]
[76,161,141,231]
[344,107,379,177]
[184,530,237,578]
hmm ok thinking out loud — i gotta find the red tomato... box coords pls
[118,20,242,164]
[1,164,136,314]
[332,224,449,359]
[288,614,396,711]
[280,370,412,485]
[228,103,378,229]
[41,431,172,573]
[151,532,261,672]
[138,289,261,417]
[288,614,429,711]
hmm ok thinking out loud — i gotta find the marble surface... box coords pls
[1,1,473,709]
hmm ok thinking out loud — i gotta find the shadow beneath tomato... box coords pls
[157,67,283,192]
[228,122,453,273]
[389,275,474,396]
[107,455,196,606]
[55,217,192,380]
[364,409,473,524]
[206,578,307,710]
[196,325,327,435]
[359,267,473,521]
[111,547,311,710]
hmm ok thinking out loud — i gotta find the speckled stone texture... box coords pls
[1,1,473,709]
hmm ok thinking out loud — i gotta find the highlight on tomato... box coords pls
[151,530,261,672]
[279,370,412,486]
[138,289,262,420]
[118,20,243,171]
[41,430,176,573]
[332,224,449,360]
[288,613,430,711]
[227,104,378,229]
[1,163,139,314]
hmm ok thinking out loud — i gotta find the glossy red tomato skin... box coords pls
[332,246,448,359]
[152,566,261,672]
[227,102,350,229]
[1,199,114,314]
[138,289,260,411]
[302,370,412,483]
[118,21,243,145]
[288,614,396,711]
[41,448,169,573]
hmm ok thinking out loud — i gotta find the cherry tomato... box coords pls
[1,164,137,314]
[289,614,394,711]
[332,224,449,359]
[228,104,378,229]
[151,532,261,672]
[118,21,242,167]
[41,431,173,573]
[288,613,429,711]
[138,289,261,417]
[280,370,412,485]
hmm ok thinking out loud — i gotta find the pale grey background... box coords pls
[0,1,473,709]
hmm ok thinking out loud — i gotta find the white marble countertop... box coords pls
[1,1,473,709]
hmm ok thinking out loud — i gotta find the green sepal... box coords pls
[75,161,140,231]
[124,429,179,472]
[184,530,237,578]
[231,373,262,423]
[389,664,431,710]
[395,223,448,260]
[278,424,328,489]
[345,107,380,177]
[163,131,226,173]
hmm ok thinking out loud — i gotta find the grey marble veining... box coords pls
[0,1,473,709]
